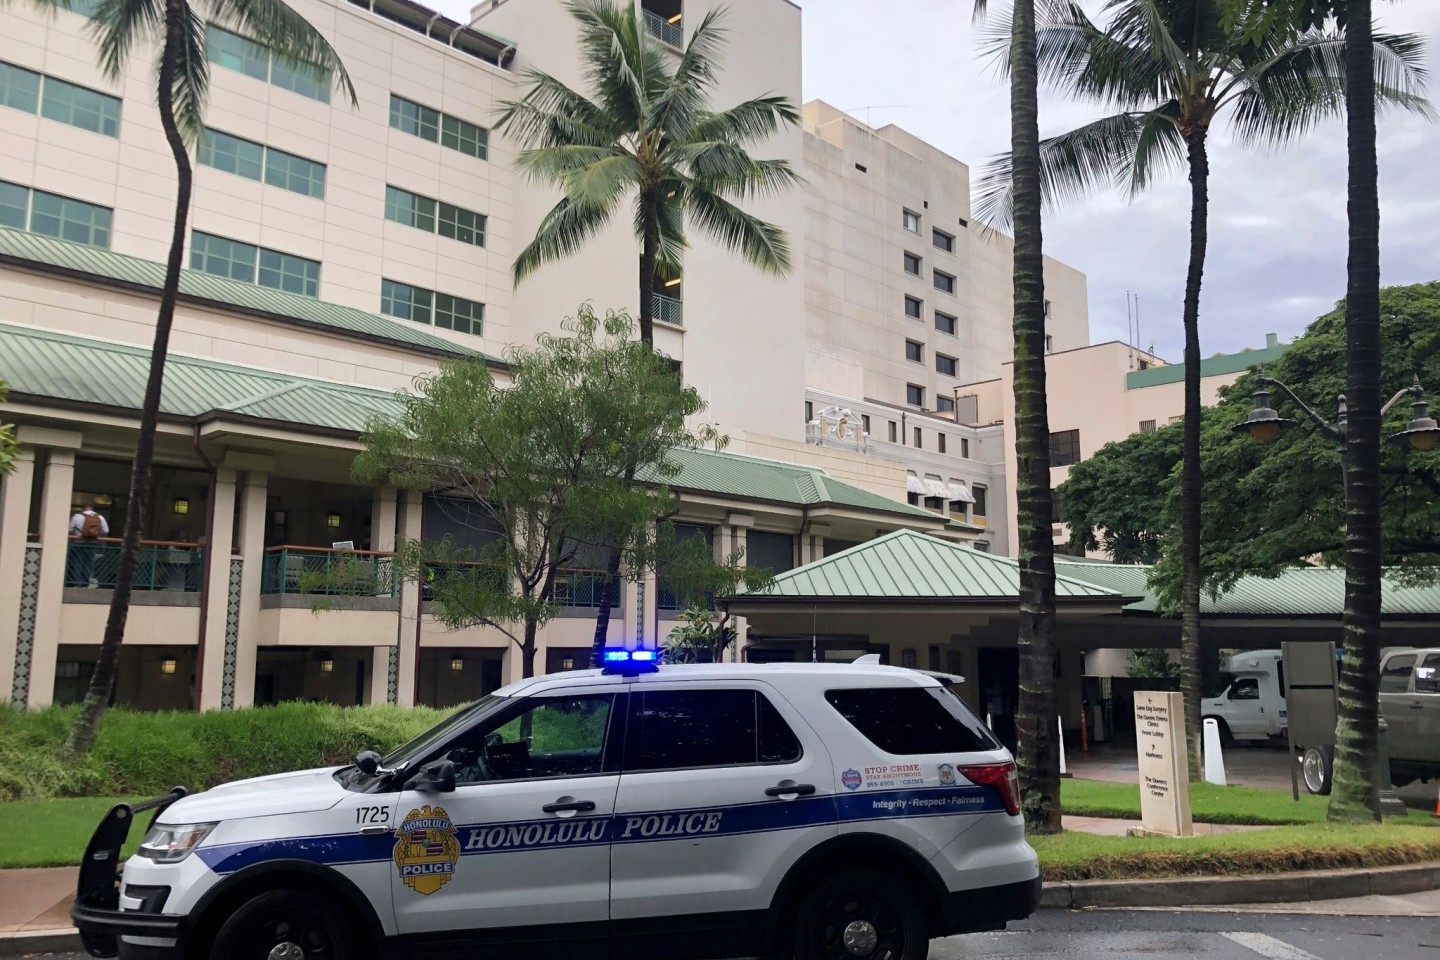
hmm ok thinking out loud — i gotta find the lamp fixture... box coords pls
[160,658,177,675]
[666,12,681,22]
[173,498,190,516]
[663,276,682,287]
[326,513,342,529]
[1390,384,1440,451]
[1231,386,1295,443]
[320,658,335,674]
[450,656,464,672]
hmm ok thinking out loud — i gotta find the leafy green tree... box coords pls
[49,0,353,755]
[1128,648,1179,680]
[973,0,1063,834]
[1060,424,1181,564]
[975,0,1427,780]
[353,306,723,679]
[495,0,802,664]
[0,378,16,478]
[655,530,773,663]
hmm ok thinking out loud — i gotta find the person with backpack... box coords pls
[67,502,110,587]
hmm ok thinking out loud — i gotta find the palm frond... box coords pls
[567,0,650,131]
[168,2,210,142]
[648,180,687,272]
[684,185,791,276]
[207,0,356,104]
[513,195,617,285]
[1101,0,1194,79]
[496,71,618,149]
[677,144,802,197]
[650,5,728,142]
[512,144,633,187]
[91,0,162,83]
[689,94,801,145]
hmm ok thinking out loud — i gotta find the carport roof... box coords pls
[734,529,1131,603]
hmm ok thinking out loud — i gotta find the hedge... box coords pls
[0,703,449,801]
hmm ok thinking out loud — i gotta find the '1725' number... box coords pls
[357,806,390,825]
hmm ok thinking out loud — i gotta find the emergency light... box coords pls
[600,648,660,674]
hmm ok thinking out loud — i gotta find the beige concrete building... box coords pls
[957,334,1290,556]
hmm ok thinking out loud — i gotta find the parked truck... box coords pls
[1202,649,1288,742]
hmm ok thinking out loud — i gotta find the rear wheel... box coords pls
[792,868,929,960]
[1302,745,1334,796]
[210,889,357,960]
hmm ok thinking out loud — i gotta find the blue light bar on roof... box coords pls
[600,647,660,673]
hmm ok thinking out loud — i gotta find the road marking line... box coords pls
[1221,931,1327,960]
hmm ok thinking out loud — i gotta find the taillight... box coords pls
[957,761,1021,817]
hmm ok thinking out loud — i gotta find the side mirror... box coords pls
[408,759,456,794]
[355,750,383,776]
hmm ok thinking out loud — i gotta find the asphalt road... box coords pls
[932,910,1440,960]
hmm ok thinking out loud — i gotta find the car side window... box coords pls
[446,694,615,784]
[1417,654,1440,694]
[627,689,802,771]
[1380,655,1417,694]
[1229,678,1260,701]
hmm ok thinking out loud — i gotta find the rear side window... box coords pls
[628,689,802,771]
[1380,655,1416,694]
[825,686,998,755]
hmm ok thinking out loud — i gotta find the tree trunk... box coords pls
[1329,0,1383,823]
[522,617,539,679]
[1178,129,1209,782]
[65,3,191,756]
[1008,0,1061,836]
[587,549,624,667]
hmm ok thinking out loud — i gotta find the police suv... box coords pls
[73,654,1039,960]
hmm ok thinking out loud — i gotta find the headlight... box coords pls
[135,823,216,863]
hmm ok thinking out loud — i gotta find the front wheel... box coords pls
[792,868,930,960]
[209,889,357,960]
[1301,745,1334,796]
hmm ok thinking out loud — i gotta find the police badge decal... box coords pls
[393,805,461,894]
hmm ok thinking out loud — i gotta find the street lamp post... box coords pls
[1233,372,1439,817]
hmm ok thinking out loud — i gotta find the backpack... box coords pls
[80,512,103,539]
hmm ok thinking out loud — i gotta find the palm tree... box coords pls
[496,0,801,663]
[974,0,1428,780]
[972,0,1063,835]
[49,0,354,755]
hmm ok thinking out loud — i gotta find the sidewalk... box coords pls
[0,866,74,935]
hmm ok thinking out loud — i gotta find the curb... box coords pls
[0,928,80,957]
[1040,860,1440,910]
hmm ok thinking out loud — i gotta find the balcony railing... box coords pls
[66,539,203,591]
[262,546,396,597]
[643,9,683,47]
[652,292,683,327]
[554,569,611,609]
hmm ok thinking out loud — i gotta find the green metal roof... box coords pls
[0,322,402,433]
[1125,335,1288,390]
[742,529,1128,601]
[1053,558,1440,617]
[0,227,497,362]
[649,447,944,522]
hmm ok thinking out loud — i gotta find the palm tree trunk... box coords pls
[65,0,190,755]
[1179,129,1208,782]
[1328,0,1383,823]
[1008,0,1060,835]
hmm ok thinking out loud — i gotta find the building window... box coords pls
[938,433,947,453]
[933,270,956,295]
[972,484,988,518]
[913,426,923,448]
[904,295,923,319]
[1045,334,1054,353]
[973,541,989,553]
[932,228,954,252]
[861,414,871,434]
[0,61,41,114]
[887,421,897,442]
[960,437,970,458]
[381,279,484,336]
[389,94,489,160]
[936,395,955,414]
[935,354,957,377]
[1139,419,1157,433]
[386,185,487,247]
[206,25,331,103]
[1,181,113,247]
[191,230,319,296]
[1049,429,1081,467]
[1044,298,1052,317]
[805,400,813,422]
[198,129,325,198]
[40,74,122,137]
[935,311,957,336]
[906,383,924,407]
[905,339,924,363]
[903,251,922,275]
[903,208,920,233]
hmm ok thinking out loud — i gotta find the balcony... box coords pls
[554,568,611,611]
[261,546,396,597]
[652,292,683,327]
[66,539,203,592]
[643,8,683,48]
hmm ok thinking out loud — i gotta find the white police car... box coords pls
[73,653,1039,960]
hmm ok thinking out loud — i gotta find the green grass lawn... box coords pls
[0,797,144,869]
[1061,778,1332,825]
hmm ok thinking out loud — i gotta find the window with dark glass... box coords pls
[887,421,897,442]
[933,269,956,295]
[747,530,795,575]
[913,426,922,448]
[902,208,920,232]
[936,395,955,414]
[932,228,954,252]
[936,354,957,377]
[905,339,924,363]
[903,251,921,275]
[906,383,924,407]
[1229,678,1260,701]
[447,694,614,783]
[628,689,801,771]
[904,295,923,319]
[824,687,998,755]
[972,484,988,517]
[938,433,947,453]
[1380,655,1416,694]
[935,311,957,335]
[1049,429,1081,467]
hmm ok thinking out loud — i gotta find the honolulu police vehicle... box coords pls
[72,652,1039,960]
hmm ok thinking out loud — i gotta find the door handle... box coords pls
[359,825,388,836]
[1410,703,1425,710]
[542,799,597,813]
[765,781,816,797]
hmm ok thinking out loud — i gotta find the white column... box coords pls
[27,448,76,707]
[728,523,749,663]
[0,447,38,700]
[229,471,268,709]
[368,487,399,705]
[197,469,238,711]
[395,489,422,707]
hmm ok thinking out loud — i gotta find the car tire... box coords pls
[1302,745,1334,796]
[210,888,358,960]
[792,868,930,960]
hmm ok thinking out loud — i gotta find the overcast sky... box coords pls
[799,1,1440,361]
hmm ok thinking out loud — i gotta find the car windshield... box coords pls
[381,695,502,768]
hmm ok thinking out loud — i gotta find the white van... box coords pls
[1202,650,1287,742]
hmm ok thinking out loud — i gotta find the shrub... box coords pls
[0,703,449,800]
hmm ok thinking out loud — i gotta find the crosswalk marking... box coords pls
[1221,931,1327,960]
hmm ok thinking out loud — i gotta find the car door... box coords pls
[609,680,836,954]
[1379,653,1419,760]
[1412,653,1440,762]
[389,687,623,945]
[1225,676,1266,738]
